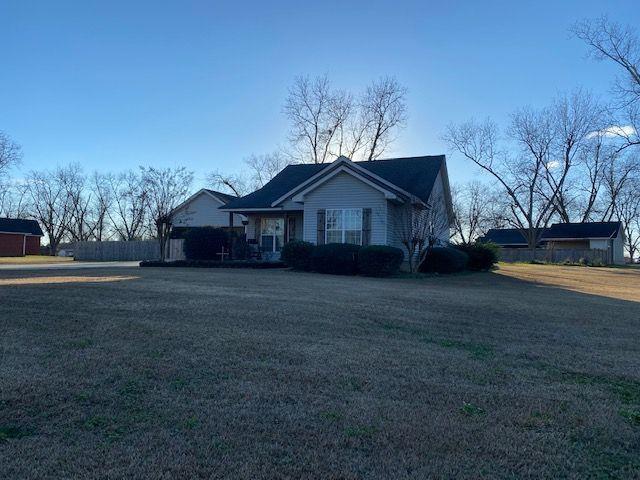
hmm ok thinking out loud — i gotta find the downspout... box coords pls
[22,234,26,256]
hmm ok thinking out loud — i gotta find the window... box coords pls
[326,209,362,245]
[261,218,284,252]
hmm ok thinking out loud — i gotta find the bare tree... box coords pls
[451,181,490,245]
[444,118,552,250]
[392,191,451,273]
[572,131,612,222]
[91,172,114,241]
[361,77,408,161]
[106,170,148,240]
[284,75,407,163]
[25,168,73,255]
[207,170,250,197]
[0,131,22,178]
[599,151,639,221]
[573,18,640,151]
[284,75,351,164]
[59,164,96,242]
[539,90,606,222]
[142,167,193,261]
[615,180,640,260]
[0,181,29,218]
[445,91,606,249]
[244,151,292,189]
[573,17,640,105]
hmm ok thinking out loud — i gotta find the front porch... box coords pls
[245,212,304,260]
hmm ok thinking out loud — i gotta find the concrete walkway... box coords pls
[0,261,140,271]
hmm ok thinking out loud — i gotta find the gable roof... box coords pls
[0,218,43,236]
[541,222,621,240]
[170,188,238,218]
[480,222,623,245]
[480,228,545,245]
[203,189,237,204]
[222,155,445,210]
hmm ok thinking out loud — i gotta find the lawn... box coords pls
[1,264,639,478]
[0,255,73,265]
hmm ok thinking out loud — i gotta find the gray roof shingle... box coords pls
[480,228,545,245]
[222,156,445,210]
[204,189,238,204]
[480,222,622,246]
[541,222,621,240]
[0,218,44,236]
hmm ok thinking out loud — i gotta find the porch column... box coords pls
[283,213,289,243]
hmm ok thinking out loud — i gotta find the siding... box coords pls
[25,236,40,255]
[387,170,451,252]
[386,202,407,251]
[302,171,387,245]
[0,232,25,256]
[612,233,625,264]
[172,192,245,228]
[428,171,451,243]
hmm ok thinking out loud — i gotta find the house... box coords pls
[541,222,625,265]
[0,218,44,257]
[480,222,625,265]
[170,188,247,234]
[220,155,453,261]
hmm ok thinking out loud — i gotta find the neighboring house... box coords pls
[170,189,247,233]
[0,218,44,257]
[220,155,453,261]
[480,222,625,265]
[541,222,625,265]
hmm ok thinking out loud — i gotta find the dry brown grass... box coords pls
[1,266,639,478]
[0,275,138,286]
[496,263,640,302]
[0,255,73,265]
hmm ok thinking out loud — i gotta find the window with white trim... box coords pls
[326,208,362,245]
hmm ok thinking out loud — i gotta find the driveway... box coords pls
[0,261,140,271]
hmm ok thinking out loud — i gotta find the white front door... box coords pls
[261,218,285,253]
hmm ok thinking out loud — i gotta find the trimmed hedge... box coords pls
[140,260,285,269]
[419,246,469,274]
[183,227,229,261]
[311,243,361,275]
[281,241,315,271]
[455,242,499,271]
[358,245,404,277]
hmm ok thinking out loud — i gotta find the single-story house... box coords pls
[0,218,44,257]
[541,222,625,265]
[480,222,625,265]
[220,155,453,260]
[170,188,247,233]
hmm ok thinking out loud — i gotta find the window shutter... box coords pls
[362,208,371,246]
[317,209,326,245]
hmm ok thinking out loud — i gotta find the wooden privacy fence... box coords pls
[75,240,160,261]
[499,248,610,264]
[167,239,186,261]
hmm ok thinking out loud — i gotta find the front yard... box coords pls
[1,264,639,478]
[0,255,73,265]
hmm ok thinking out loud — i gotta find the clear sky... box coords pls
[1,0,638,187]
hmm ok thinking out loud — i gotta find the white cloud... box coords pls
[546,160,560,170]
[588,125,637,139]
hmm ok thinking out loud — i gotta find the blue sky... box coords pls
[1,0,638,187]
